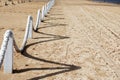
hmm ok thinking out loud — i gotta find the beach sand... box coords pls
[0,0,120,80]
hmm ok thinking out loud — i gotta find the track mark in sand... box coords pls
[106,28,120,39]
[83,7,120,68]
[81,7,119,64]
[0,27,4,30]
[65,42,73,58]
[99,7,120,19]
[80,7,120,79]
[85,6,120,39]
[98,7,120,24]
[63,4,119,79]
[82,6,120,68]
[63,6,114,79]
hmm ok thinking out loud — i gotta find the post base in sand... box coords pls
[41,20,44,22]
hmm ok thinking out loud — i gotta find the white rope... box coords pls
[0,0,55,74]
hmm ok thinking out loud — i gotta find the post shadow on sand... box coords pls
[13,31,81,80]
[43,11,64,21]
[38,22,67,29]
[38,12,67,29]
[50,13,63,16]
[44,17,65,21]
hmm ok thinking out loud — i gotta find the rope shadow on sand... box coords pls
[13,31,81,80]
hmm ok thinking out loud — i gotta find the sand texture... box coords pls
[0,0,120,80]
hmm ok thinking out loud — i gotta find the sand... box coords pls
[0,0,120,80]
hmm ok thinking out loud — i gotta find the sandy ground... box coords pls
[0,0,120,80]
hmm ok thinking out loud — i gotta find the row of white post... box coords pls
[0,0,55,74]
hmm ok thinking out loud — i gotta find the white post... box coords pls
[3,31,13,73]
[50,0,52,9]
[35,9,41,31]
[46,2,49,13]
[53,0,55,6]
[44,4,47,17]
[28,16,33,39]
[48,1,50,12]
[21,16,32,51]
[41,6,45,22]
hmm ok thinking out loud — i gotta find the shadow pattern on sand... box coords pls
[13,13,81,79]
[13,31,81,80]
[38,22,67,29]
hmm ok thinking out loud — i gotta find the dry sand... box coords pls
[0,0,120,80]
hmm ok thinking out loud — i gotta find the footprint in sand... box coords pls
[0,27,5,30]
